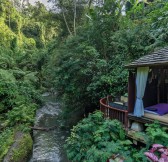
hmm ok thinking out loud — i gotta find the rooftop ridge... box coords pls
[126,47,168,68]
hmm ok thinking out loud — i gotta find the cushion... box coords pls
[145,103,168,116]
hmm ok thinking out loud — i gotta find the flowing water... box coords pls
[29,95,70,162]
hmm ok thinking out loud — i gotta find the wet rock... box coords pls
[42,92,50,97]
[61,136,65,140]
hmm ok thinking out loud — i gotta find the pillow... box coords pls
[145,103,168,116]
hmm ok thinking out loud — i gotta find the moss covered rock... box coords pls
[0,129,14,162]
[3,131,33,162]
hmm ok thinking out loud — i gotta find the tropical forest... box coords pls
[1,0,168,162]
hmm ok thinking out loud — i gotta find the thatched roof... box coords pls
[125,47,168,68]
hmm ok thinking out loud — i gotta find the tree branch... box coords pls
[62,10,72,35]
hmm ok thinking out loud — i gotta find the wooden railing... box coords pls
[100,97,128,128]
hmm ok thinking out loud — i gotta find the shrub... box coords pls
[65,111,132,162]
[146,121,168,146]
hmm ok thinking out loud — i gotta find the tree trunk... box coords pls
[88,0,93,9]
[73,0,77,36]
[62,11,72,35]
[30,125,58,131]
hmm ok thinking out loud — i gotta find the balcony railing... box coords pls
[100,96,128,128]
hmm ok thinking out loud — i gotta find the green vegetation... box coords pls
[45,1,168,161]
[1,130,33,162]
[11,133,33,162]
[1,0,168,161]
[0,129,14,161]
[0,0,57,160]
[65,111,133,162]
[65,111,168,162]
[46,0,168,115]
[0,0,58,49]
[146,121,168,146]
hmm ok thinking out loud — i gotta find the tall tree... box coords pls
[49,0,87,36]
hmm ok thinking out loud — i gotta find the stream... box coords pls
[29,94,70,162]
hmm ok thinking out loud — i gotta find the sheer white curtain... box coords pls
[134,67,149,117]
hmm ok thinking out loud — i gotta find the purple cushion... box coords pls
[145,103,168,116]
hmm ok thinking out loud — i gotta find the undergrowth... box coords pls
[65,111,168,162]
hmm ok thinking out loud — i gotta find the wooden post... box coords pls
[128,70,136,113]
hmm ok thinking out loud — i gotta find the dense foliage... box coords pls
[0,128,14,161]
[45,0,168,115]
[0,1,57,160]
[0,47,42,160]
[1,0,168,161]
[65,111,133,162]
[0,0,58,49]
[44,1,168,161]
[65,111,168,162]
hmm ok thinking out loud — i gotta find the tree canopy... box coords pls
[45,0,168,115]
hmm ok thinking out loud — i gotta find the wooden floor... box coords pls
[128,113,168,127]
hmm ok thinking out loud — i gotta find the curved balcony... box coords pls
[100,96,128,128]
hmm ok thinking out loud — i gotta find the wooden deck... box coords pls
[99,97,168,144]
[128,113,168,127]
